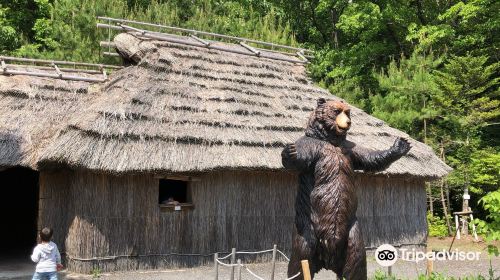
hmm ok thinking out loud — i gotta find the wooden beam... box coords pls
[154,174,201,181]
[1,59,6,73]
[0,55,123,69]
[97,16,312,53]
[296,51,309,63]
[239,41,261,56]
[1,68,107,82]
[6,64,103,74]
[53,63,63,78]
[109,24,307,64]
[189,34,211,47]
[100,41,116,48]
[102,51,121,57]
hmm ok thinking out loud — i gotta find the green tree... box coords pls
[370,52,442,139]
[2,0,499,228]
[431,55,499,141]
[431,55,500,226]
[407,0,500,58]
[0,6,18,53]
[7,0,296,62]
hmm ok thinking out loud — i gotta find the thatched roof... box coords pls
[0,71,100,169]
[34,33,450,178]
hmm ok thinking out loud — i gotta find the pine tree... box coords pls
[370,52,442,140]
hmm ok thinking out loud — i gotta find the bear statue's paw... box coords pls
[392,137,412,156]
[283,143,298,159]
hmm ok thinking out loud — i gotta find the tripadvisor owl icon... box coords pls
[375,244,398,266]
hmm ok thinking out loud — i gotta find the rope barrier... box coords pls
[215,259,241,267]
[67,246,286,262]
[242,265,266,280]
[218,252,234,260]
[67,251,227,261]
[286,272,302,280]
[212,246,299,280]
[68,245,295,279]
[277,249,290,261]
[235,249,274,255]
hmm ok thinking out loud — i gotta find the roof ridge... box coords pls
[97,16,313,64]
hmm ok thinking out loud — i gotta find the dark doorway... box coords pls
[0,167,39,256]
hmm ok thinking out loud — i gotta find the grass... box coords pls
[90,267,102,279]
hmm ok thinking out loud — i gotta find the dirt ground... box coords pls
[2,237,498,280]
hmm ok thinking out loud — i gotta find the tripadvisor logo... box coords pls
[375,244,398,266]
[375,244,482,267]
[400,248,481,262]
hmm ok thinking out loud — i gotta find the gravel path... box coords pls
[59,255,498,280]
[3,255,498,280]
[3,238,498,280]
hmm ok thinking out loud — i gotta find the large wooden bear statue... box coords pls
[282,98,411,280]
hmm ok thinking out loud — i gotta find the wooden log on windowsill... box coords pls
[159,203,195,211]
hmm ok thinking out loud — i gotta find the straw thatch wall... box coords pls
[39,169,426,273]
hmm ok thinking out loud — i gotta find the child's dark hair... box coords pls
[40,227,53,242]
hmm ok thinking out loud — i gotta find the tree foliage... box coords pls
[1,0,499,235]
[371,52,442,138]
[2,0,296,62]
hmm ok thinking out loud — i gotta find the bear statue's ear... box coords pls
[317,98,326,106]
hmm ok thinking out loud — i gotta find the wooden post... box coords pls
[388,266,392,276]
[439,144,453,236]
[426,248,433,276]
[470,214,478,241]
[214,253,218,280]
[230,248,236,280]
[107,19,112,53]
[236,259,242,280]
[271,244,277,280]
[301,260,312,280]
[462,189,470,236]
[455,215,461,239]
[427,182,433,215]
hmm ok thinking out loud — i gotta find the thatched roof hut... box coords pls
[0,32,450,273]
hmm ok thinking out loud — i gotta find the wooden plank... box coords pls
[189,34,211,47]
[214,253,218,280]
[2,68,106,82]
[239,41,261,56]
[0,55,123,69]
[301,260,312,280]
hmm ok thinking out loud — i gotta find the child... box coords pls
[31,227,63,280]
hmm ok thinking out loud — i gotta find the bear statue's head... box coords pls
[305,98,351,144]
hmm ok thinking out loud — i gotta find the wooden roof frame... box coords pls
[0,56,123,82]
[96,16,313,64]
